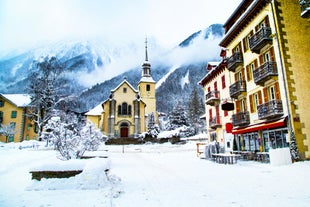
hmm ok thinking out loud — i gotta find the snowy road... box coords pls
[1,142,310,207]
[110,144,310,207]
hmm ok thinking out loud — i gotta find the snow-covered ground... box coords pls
[0,140,310,207]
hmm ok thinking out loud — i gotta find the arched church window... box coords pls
[122,102,128,115]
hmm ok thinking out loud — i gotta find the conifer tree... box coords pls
[188,87,205,134]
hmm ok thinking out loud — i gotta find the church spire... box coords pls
[142,37,151,78]
[145,37,148,62]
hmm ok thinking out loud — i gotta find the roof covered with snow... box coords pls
[0,94,32,107]
[85,103,103,116]
[139,76,155,83]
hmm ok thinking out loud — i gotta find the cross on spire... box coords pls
[145,37,148,62]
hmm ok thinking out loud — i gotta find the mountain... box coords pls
[0,24,224,113]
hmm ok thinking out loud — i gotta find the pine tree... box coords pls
[167,101,189,130]
[188,87,205,134]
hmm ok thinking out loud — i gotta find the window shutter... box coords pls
[209,109,212,119]
[249,94,254,113]
[258,90,262,105]
[246,65,250,81]
[242,38,247,51]
[234,73,238,81]
[263,87,268,102]
[270,47,275,61]
[264,16,270,27]
[275,82,281,99]
[241,68,245,81]
[259,55,264,64]
[236,100,240,113]
[254,59,258,68]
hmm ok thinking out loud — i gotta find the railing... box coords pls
[209,116,221,128]
[257,99,283,120]
[300,0,310,18]
[232,111,250,126]
[253,61,278,85]
[229,81,247,98]
[249,27,272,53]
[227,52,243,72]
[205,90,220,105]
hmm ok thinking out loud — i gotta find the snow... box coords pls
[180,69,189,89]
[1,140,310,207]
[1,94,31,107]
[85,103,103,116]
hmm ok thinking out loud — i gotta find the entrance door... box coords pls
[120,122,129,138]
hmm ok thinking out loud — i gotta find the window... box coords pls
[221,75,226,89]
[242,31,253,51]
[123,87,127,93]
[269,86,276,100]
[27,123,32,131]
[10,122,16,130]
[146,84,150,92]
[0,100,4,107]
[0,111,3,123]
[249,92,261,113]
[8,134,14,142]
[11,111,17,118]
[246,60,257,81]
[118,102,132,116]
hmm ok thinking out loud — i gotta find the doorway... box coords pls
[120,122,129,138]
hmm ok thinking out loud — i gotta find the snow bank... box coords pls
[27,158,111,190]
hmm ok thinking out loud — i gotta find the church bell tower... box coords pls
[138,38,157,119]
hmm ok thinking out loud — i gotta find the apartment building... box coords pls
[199,60,234,152]
[0,94,37,142]
[216,0,309,159]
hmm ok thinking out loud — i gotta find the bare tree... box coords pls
[0,123,17,142]
[27,56,64,140]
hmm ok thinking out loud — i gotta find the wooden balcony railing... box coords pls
[257,99,283,120]
[249,27,272,53]
[209,116,221,128]
[226,52,243,72]
[205,90,220,106]
[229,81,247,99]
[253,61,278,85]
[232,111,250,127]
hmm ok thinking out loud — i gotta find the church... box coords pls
[86,40,157,138]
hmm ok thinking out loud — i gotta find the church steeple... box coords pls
[142,37,151,77]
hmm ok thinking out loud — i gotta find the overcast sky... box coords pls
[0,0,242,52]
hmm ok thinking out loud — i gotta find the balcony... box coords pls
[229,81,247,99]
[232,111,250,127]
[205,90,220,106]
[249,27,272,54]
[257,100,283,120]
[253,61,278,85]
[300,0,310,18]
[209,116,221,129]
[227,52,243,72]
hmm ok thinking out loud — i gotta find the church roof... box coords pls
[85,103,103,116]
[111,78,138,93]
[139,76,156,83]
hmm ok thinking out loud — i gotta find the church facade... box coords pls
[86,40,157,138]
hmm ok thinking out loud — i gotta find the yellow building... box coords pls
[86,40,157,138]
[217,0,309,159]
[0,94,37,142]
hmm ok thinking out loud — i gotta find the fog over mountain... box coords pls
[0,24,224,113]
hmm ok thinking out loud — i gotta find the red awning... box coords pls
[232,118,286,134]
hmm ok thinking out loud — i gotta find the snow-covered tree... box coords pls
[147,112,160,138]
[166,101,189,130]
[0,123,17,142]
[27,56,64,140]
[188,87,205,134]
[43,111,104,160]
